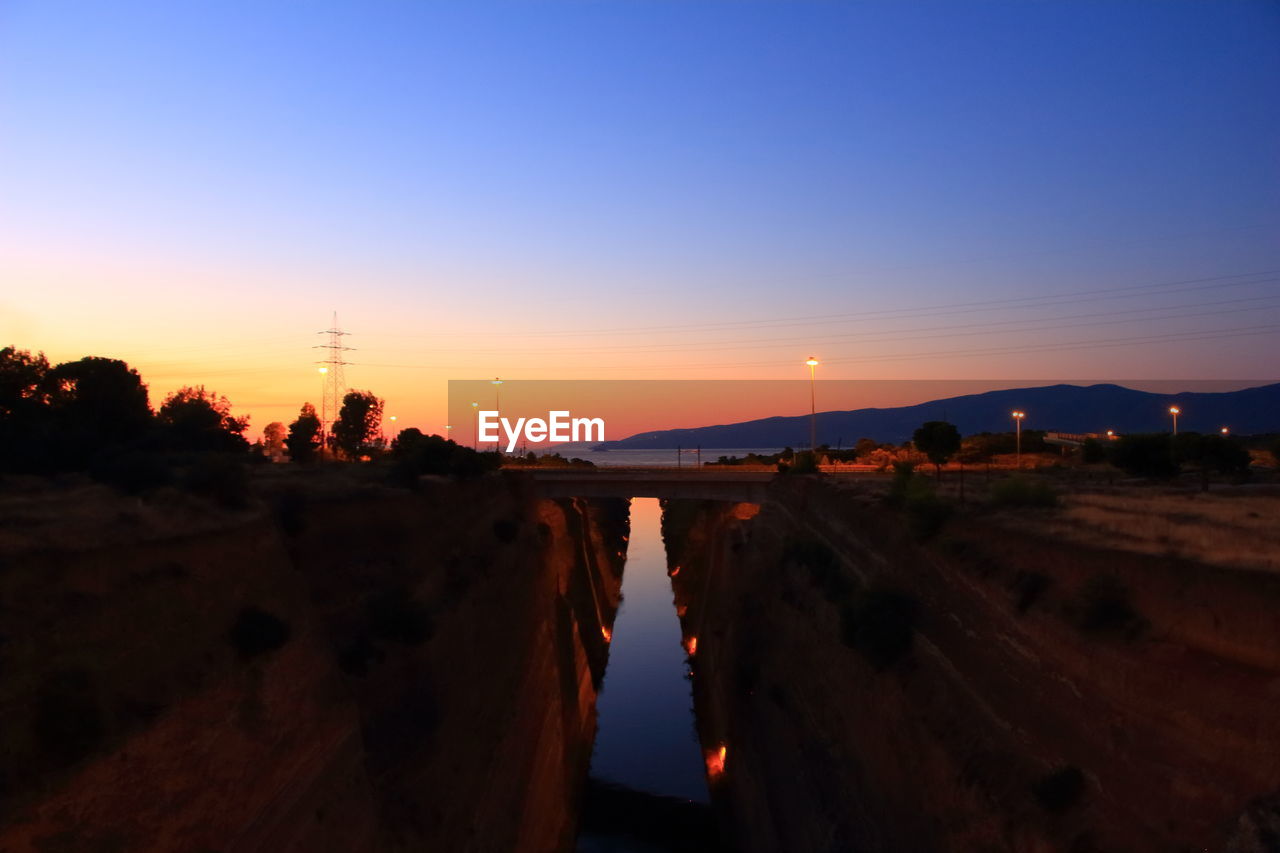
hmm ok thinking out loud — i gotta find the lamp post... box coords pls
[1169,406,1180,436]
[1012,410,1026,468]
[492,378,503,453]
[471,401,479,450]
[805,357,819,454]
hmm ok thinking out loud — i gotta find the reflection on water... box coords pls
[577,497,712,851]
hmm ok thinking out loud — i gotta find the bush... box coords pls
[366,586,434,645]
[887,461,952,539]
[183,454,250,508]
[1011,571,1051,613]
[1081,438,1106,464]
[388,429,500,482]
[1072,574,1140,636]
[989,477,1058,508]
[89,450,174,495]
[229,606,292,660]
[273,489,307,536]
[492,518,520,543]
[1032,765,1086,813]
[32,669,104,768]
[1109,434,1178,478]
[784,537,850,602]
[840,586,919,670]
[780,450,819,475]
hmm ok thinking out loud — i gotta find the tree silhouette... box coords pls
[913,421,961,479]
[262,421,286,458]
[332,390,384,460]
[47,356,152,468]
[157,386,249,452]
[0,347,55,471]
[285,403,322,463]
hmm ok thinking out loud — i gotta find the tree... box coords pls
[0,346,53,418]
[46,356,152,468]
[285,403,322,463]
[157,386,249,453]
[1174,432,1251,490]
[262,422,286,458]
[332,390,383,460]
[0,347,55,472]
[1109,433,1179,479]
[387,427,500,482]
[853,437,880,460]
[912,421,961,478]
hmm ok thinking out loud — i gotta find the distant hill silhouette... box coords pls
[598,382,1280,449]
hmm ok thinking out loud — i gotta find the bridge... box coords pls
[527,469,775,502]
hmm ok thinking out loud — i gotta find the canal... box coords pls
[576,497,714,852]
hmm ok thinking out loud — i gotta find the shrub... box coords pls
[366,586,434,645]
[784,537,851,602]
[1032,765,1086,813]
[492,518,519,543]
[1109,434,1179,478]
[273,489,307,536]
[781,450,819,475]
[229,606,292,660]
[887,461,952,539]
[840,586,919,670]
[990,477,1058,508]
[33,669,104,768]
[1072,574,1140,636]
[1011,571,1051,613]
[90,450,174,495]
[183,454,250,508]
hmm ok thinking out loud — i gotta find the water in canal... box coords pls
[576,497,713,852]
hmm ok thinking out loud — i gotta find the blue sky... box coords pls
[1,1,1278,426]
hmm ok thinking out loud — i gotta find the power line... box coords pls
[375,268,1280,339]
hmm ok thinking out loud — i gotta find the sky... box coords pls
[2,1,1278,437]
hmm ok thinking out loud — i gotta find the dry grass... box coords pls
[1016,489,1280,573]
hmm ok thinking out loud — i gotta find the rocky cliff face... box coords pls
[0,473,626,853]
[665,479,1280,853]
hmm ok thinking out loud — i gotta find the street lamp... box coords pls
[1169,406,1180,436]
[1012,410,1026,468]
[805,357,819,453]
[1220,426,1229,436]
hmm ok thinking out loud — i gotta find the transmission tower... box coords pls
[313,312,354,452]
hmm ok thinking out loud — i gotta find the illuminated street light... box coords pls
[1221,426,1229,436]
[1012,410,1026,468]
[1169,406,1181,436]
[805,357,819,454]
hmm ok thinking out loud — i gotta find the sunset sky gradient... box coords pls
[2,1,1278,436]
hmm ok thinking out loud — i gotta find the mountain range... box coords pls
[596,382,1280,449]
